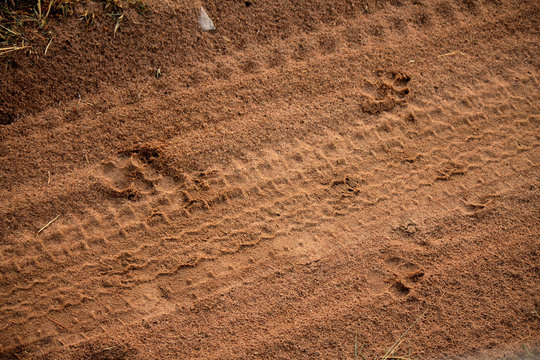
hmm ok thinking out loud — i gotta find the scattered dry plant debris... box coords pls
[0,0,150,52]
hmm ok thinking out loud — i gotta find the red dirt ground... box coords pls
[1,0,539,359]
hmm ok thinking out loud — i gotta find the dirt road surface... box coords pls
[1,0,539,358]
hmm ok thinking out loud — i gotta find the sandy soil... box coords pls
[1,0,539,359]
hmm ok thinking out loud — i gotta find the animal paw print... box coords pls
[375,69,411,99]
[386,256,425,299]
[93,158,154,201]
[93,146,182,202]
[398,222,419,236]
[358,70,411,115]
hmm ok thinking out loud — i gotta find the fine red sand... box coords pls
[1,0,539,359]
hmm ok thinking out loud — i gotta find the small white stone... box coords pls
[199,7,216,31]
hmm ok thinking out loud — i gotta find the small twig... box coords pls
[37,214,60,235]
[46,316,70,332]
[47,171,51,184]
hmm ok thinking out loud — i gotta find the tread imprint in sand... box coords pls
[1,1,539,355]
[1,69,538,352]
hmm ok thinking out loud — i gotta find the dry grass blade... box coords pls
[0,24,20,37]
[0,44,29,55]
[354,332,368,360]
[438,50,466,57]
[44,36,53,54]
[37,214,61,235]
[37,0,42,20]
[80,10,96,26]
[381,309,428,360]
[113,13,124,37]
[33,0,56,28]
[358,346,368,360]
[42,0,55,28]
